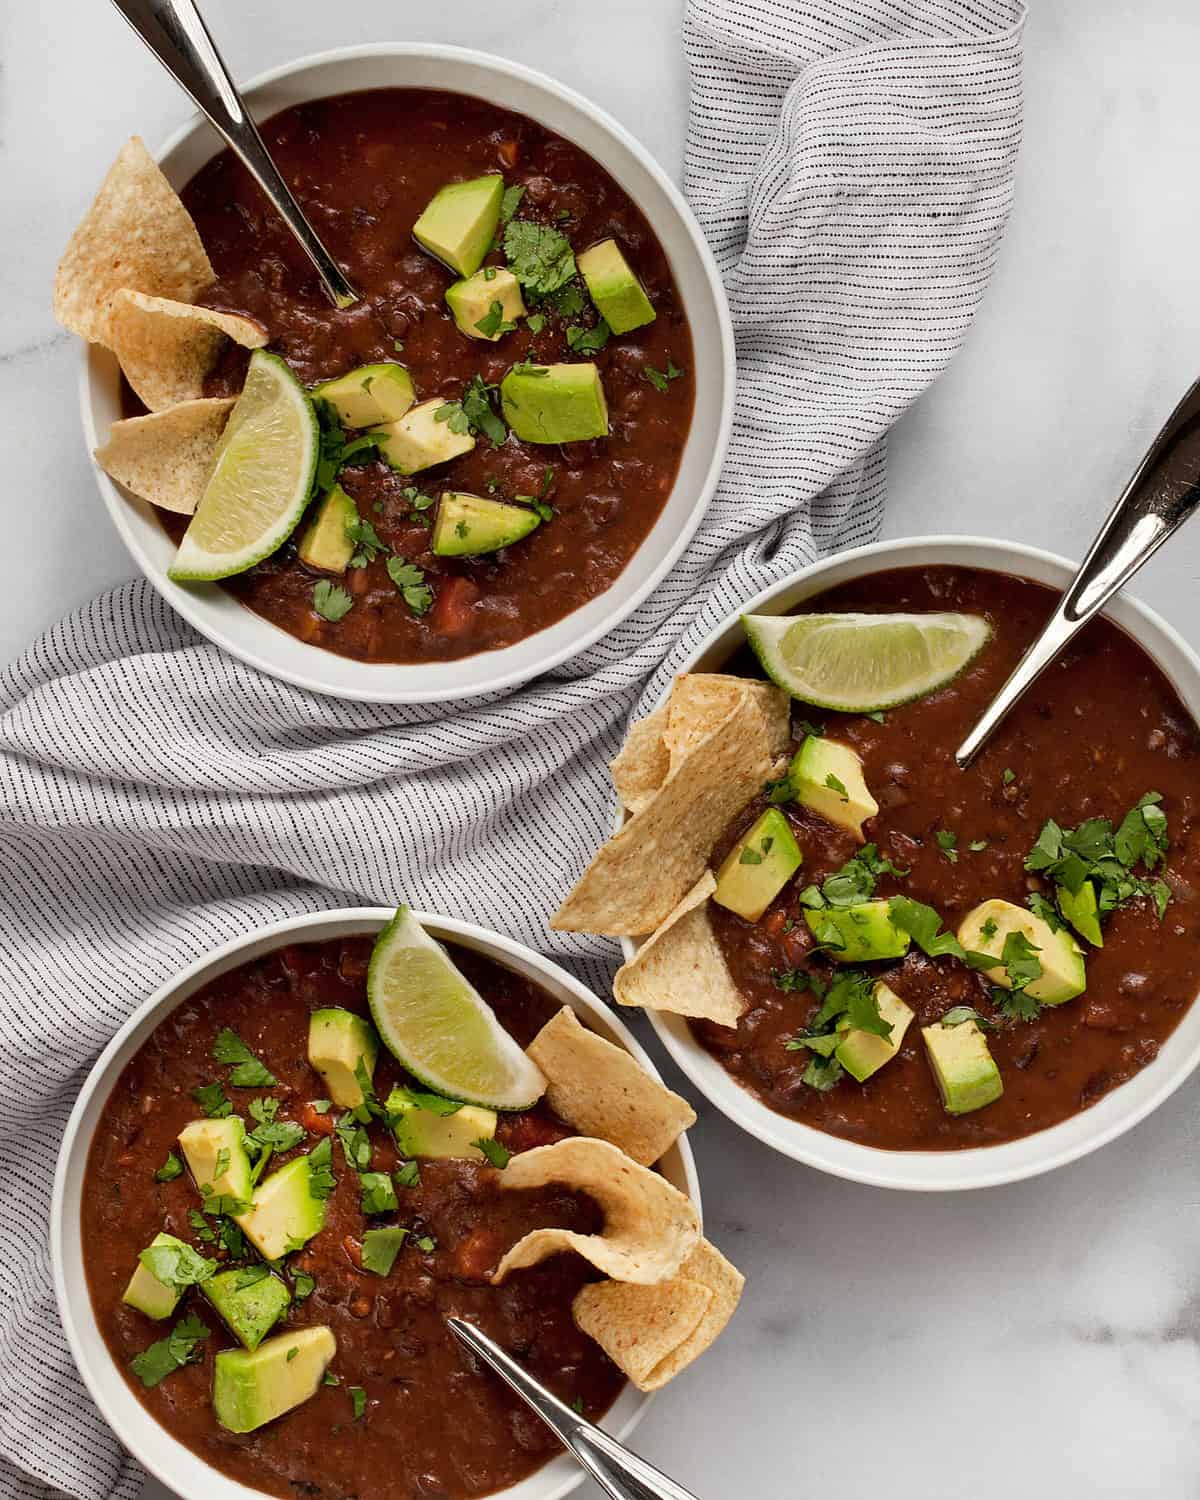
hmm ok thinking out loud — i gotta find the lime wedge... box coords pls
[168,350,317,582]
[367,907,547,1111]
[743,611,992,712]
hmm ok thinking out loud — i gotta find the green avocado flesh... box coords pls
[789,735,879,841]
[431,492,540,558]
[178,1117,253,1200]
[445,268,526,340]
[576,239,656,335]
[297,486,356,575]
[213,1325,336,1434]
[203,1267,291,1351]
[387,1089,497,1160]
[957,898,1086,1004]
[712,808,802,922]
[121,1232,189,1320]
[804,900,911,963]
[835,983,914,1083]
[236,1154,327,1262]
[922,1018,1003,1116]
[307,1007,378,1109]
[372,398,476,475]
[310,364,414,429]
[500,363,608,444]
[413,175,504,278]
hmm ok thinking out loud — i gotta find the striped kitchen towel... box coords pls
[0,3,1023,1496]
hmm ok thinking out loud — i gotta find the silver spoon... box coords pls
[956,376,1200,767]
[108,0,360,309]
[447,1317,701,1500]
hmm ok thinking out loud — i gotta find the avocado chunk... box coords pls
[922,1017,1003,1116]
[386,1089,497,1161]
[236,1154,327,1262]
[178,1117,253,1201]
[297,486,357,576]
[121,1232,191,1320]
[712,808,803,922]
[371,398,476,475]
[789,736,879,842]
[445,268,526,341]
[431,492,541,558]
[310,364,415,428]
[835,982,914,1083]
[577,239,656,335]
[202,1267,291,1351]
[307,1008,378,1110]
[213,1325,336,1434]
[1058,880,1103,947]
[413,175,504,278]
[957,898,1086,1005]
[500,362,608,444]
[804,900,911,963]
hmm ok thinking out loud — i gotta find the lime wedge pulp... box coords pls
[168,350,317,582]
[367,907,547,1111]
[743,611,992,712]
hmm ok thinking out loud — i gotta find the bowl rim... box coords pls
[619,532,1200,1191]
[78,40,736,704]
[51,905,702,1500]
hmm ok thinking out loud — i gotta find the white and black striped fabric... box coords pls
[0,4,1023,1496]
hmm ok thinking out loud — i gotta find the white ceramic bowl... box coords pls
[80,44,734,703]
[53,907,701,1500]
[624,535,1200,1191]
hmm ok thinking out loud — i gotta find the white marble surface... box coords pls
[7,1,1200,1498]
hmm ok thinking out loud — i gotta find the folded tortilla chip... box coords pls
[574,1238,744,1390]
[610,703,671,815]
[613,872,745,1027]
[526,1008,695,1167]
[665,674,791,773]
[551,688,774,936]
[492,1137,700,1286]
[107,290,267,412]
[94,397,234,515]
[54,138,213,344]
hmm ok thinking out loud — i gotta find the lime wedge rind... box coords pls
[168,350,317,583]
[743,610,992,712]
[367,907,547,1112]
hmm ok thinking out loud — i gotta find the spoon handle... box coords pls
[107,0,359,308]
[446,1318,701,1500]
[956,376,1200,768]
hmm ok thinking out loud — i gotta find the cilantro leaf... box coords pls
[130,1313,210,1388]
[993,986,1042,1023]
[386,555,433,616]
[359,1171,399,1216]
[474,1137,511,1169]
[642,359,684,393]
[999,930,1043,993]
[499,184,525,224]
[349,1386,367,1420]
[415,1235,437,1254]
[565,319,611,355]
[154,1150,183,1183]
[475,300,518,339]
[461,372,508,445]
[800,844,908,910]
[213,1028,277,1088]
[934,829,958,863]
[292,1271,315,1301]
[886,896,966,960]
[313,580,354,623]
[941,1005,995,1029]
[391,1085,464,1117]
[361,1226,408,1276]
[394,1159,421,1189]
[193,1081,232,1118]
[307,1138,336,1201]
[139,1242,217,1289]
[802,1053,845,1091]
[503,220,576,296]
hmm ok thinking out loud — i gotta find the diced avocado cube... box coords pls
[178,1117,253,1201]
[213,1325,336,1434]
[297,486,357,576]
[121,1232,189,1320]
[431,492,540,558]
[789,736,879,842]
[577,239,656,335]
[307,1008,378,1110]
[386,1089,497,1161]
[202,1267,291,1351]
[957,898,1086,1005]
[500,362,609,444]
[236,1155,327,1262]
[310,364,415,428]
[371,398,475,475]
[922,1018,1003,1116]
[1058,880,1103,948]
[445,268,526,341]
[413,175,505,278]
[712,808,803,923]
[804,900,910,964]
[835,982,914,1083]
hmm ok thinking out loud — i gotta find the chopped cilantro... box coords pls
[887,896,969,961]
[349,1386,367,1420]
[474,1137,511,1169]
[475,300,518,339]
[233,1264,271,1291]
[773,968,826,996]
[139,1242,216,1289]
[345,516,387,567]
[415,1235,437,1254]
[130,1313,210,1388]
[864,711,886,724]
[386,556,433,616]
[193,1081,232,1118]
[361,1226,408,1276]
[993,987,1042,1023]
[359,1172,398,1216]
[800,844,908,910]
[526,312,546,334]
[548,283,584,317]
[286,1345,299,1362]
[824,773,849,802]
[934,829,959,863]
[392,1085,464,1117]
[802,1053,845,1091]
[980,916,998,941]
[323,1371,340,1386]
[999,930,1043,993]
[394,1159,421,1189]
[462,372,508,445]
[1002,768,1016,785]
[292,1271,315,1300]
[566,319,611,355]
[307,1137,336,1201]
[334,1114,372,1171]
[313,580,354,623]
[1026,893,1064,932]
[968,839,989,853]
[154,1150,183,1183]
[642,359,684,393]
[503,220,576,296]
[499,184,526,224]
[941,1005,994,1030]
[212,1028,277,1088]
[1024,792,1171,920]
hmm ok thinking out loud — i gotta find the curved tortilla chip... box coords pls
[574,1238,744,1390]
[95,398,234,515]
[551,688,773,936]
[666,674,791,773]
[107,290,267,412]
[613,872,745,1027]
[527,1008,695,1166]
[54,138,213,344]
[492,1137,700,1286]
[610,704,671,815]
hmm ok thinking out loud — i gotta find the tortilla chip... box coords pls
[610,704,671,815]
[574,1238,745,1390]
[492,1137,700,1286]
[107,290,267,412]
[613,872,745,1027]
[54,138,213,344]
[665,674,791,773]
[94,397,234,514]
[526,1008,696,1167]
[551,688,774,936]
